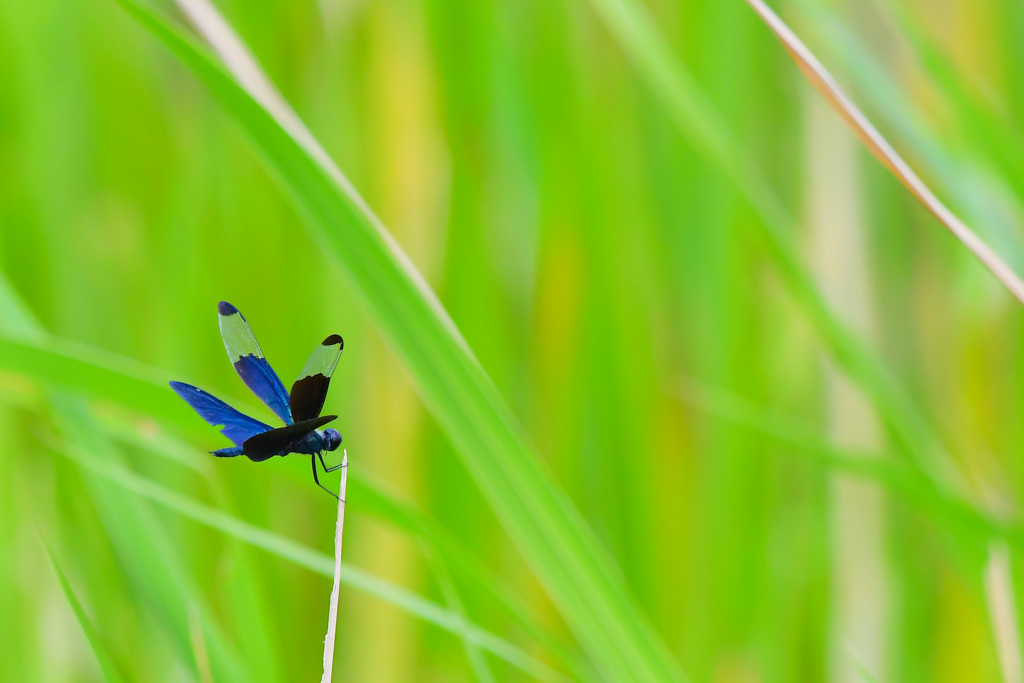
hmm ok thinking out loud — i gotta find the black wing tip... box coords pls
[322,334,344,348]
[218,301,239,316]
[295,414,338,427]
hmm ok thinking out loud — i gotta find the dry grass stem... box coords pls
[321,450,349,683]
[745,0,1024,308]
[985,542,1024,683]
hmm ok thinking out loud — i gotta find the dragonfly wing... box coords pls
[242,414,338,462]
[218,301,293,425]
[170,381,272,447]
[289,334,343,422]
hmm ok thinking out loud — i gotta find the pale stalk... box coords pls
[985,542,1024,683]
[321,450,349,683]
[745,0,1024,308]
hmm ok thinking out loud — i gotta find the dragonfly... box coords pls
[170,301,346,499]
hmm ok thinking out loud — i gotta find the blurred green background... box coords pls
[2,0,1024,680]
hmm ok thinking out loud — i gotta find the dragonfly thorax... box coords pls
[323,428,342,452]
[287,427,342,456]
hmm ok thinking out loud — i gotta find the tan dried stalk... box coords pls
[745,0,1024,308]
[321,450,349,683]
[985,541,1024,683]
[747,4,1024,679]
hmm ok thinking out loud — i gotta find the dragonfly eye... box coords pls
[323,428,342,451]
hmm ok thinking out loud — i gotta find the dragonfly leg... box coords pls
[311,454,343,502]
[319,451,347,473]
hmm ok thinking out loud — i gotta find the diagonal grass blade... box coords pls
[744,0,1024,307]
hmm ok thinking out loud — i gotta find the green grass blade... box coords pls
[578,0,956,490]
[0,271,44,341]
[113,405,592,676]
[40,537,128,683]
[0,268,253,681]
[0,270,575,679]
[422,542,496,683]
[0,335,192,422]
[97,413,212,475]
[352,474,595,681]
[678,380,1015,547]
[111,1,686,679]
[51,398,253,681]
[0,328,592,679]
[52,435,573,683]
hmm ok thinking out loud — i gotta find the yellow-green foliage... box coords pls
[0,0,1021,681]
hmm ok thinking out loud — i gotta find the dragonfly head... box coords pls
[323,428,342,452]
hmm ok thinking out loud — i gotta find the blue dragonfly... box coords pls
[170,301,345,499]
